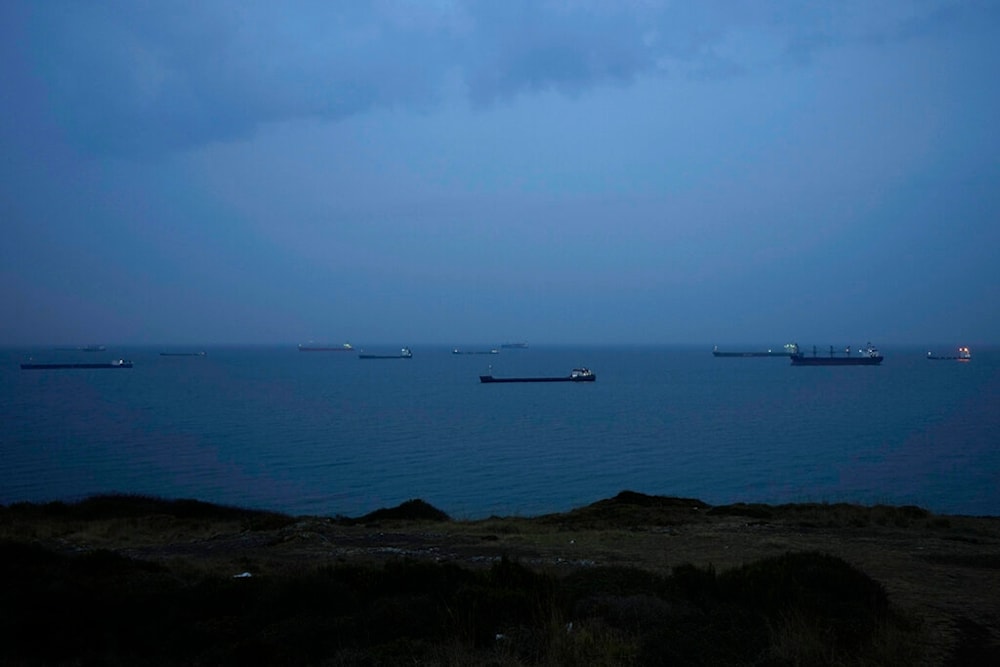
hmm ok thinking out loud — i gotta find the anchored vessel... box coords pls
[927,347,971,361]
[790,343,883,366]
[298,343,354,352]
[479,367,595,383]
[359,347,412,359]
[21,359,133,370]
[713,343,798,357]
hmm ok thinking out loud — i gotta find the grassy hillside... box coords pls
[2,492,998,665]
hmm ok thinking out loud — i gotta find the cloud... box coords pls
[459,1,654,104]
[5,0,982,158]
[17,2,452,155]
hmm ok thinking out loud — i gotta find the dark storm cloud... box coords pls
[9,0,938,158]
[459,1,653,104]
[2,0,998,346]
[17,1,462,156]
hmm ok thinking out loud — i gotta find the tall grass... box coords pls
[0,540,921,665]
[1,493,938,664]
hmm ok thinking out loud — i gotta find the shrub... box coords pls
[719,551,888,650]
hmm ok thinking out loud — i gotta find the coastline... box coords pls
[3,491,999,664]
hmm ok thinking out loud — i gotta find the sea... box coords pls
[2,344,998,519]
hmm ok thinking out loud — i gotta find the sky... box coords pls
[2,1,998,347]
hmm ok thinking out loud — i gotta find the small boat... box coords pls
[298,342,354,352]
[790,343,883,366]
[713,343,798,357]
[359,347,412,359]
[479,367,595,383]
[21,359,133,370]
[927,346,971,361]
[452,348,499,355]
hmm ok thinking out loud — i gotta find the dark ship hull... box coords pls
[713,343,798,357]
[359,347,412,359]
[713,351,793,357]
[927,347,971,361]
[479,375,595,383]
[790,355,882,366]
[790,343,883,366]
[480,368,595,383]
[21,361,133,370]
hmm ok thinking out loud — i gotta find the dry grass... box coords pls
[2,491,999,664]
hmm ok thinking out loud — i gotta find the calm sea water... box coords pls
[2,345,998,519]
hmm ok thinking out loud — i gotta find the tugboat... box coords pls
[790,343,883,366]
[927,346,971,361]
[479,367,595,383]
[359,347,412,359]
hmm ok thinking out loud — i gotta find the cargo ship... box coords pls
[790,343,883,366]
[359,347,412,359]
[21,359,133,370]
[479,367,595,383]
[927,346,971,361]
[500,342,528,349]
[298,342,354,352]
[453,348,499,355]
[713,343,798,357]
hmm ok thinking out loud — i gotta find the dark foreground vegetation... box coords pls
[2,492,999,665]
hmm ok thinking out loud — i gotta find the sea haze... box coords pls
[3,345,998,518]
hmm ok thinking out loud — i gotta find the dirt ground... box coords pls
[5,495,1000,665]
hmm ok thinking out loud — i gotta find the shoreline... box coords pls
[3,491,999,664]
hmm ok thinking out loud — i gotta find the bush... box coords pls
[0,539,909,665]
[719,551,889,650]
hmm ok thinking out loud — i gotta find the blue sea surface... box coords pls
[2,344,998,518]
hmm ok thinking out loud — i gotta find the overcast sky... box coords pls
[2,1,997,346]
